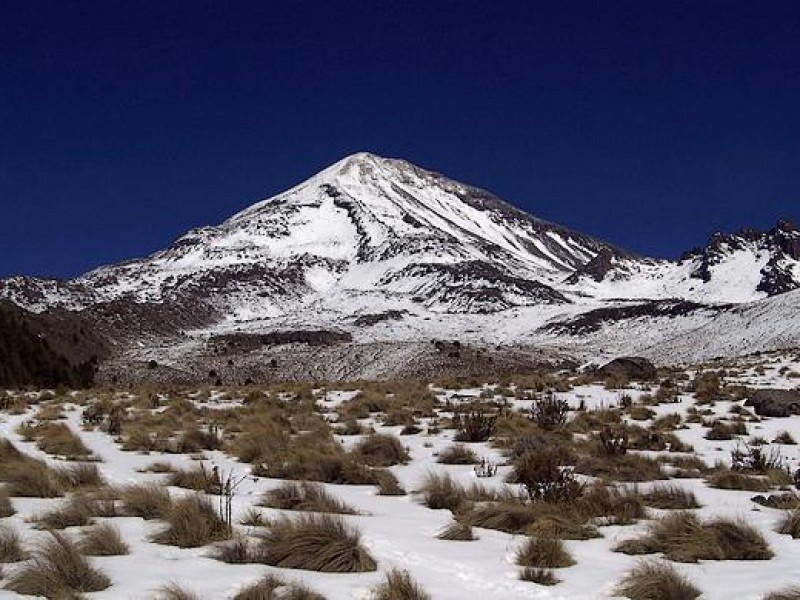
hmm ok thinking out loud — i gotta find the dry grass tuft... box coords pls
[151,493,231,548]
[121,483,172,519]
[79,522,129,556]
[0,525,26,562]
[436,520,477,541]
[355,434,410,467]
[615,560,700,600]
[0,488,14,517]
[158,583,202,600]
[4,530,111,596]
[34,493,96,529]
[168,464,221,494]
[258,513,376,572]
[371,568,431,600]
[56,462,106,489]
[519,567,560,586]
[641,485,701,510]
[261,481,357,514]
[375,469,406,496]
[437,444,478,465]
[764,588,800,600]
[707,469,770,492]
[776,511,800,538]
[614,512,773,562]
[515,535,575,568]
[233,573,326,600]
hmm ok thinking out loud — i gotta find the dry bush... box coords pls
[240,507,269,527]
[519,567,560,585]
[152,493,231,548]
[641,485,701,510]
[34,493,96,529]
[354,434,409,467]
[436,520,476,541]
[56,462,105,489]
[453,410,497,442]
[515,535,575,568]
[764,588,800,600]
[233,573,326,600]
[19,421,93,458]
[704,420,746,440]
[614,512,773,562]
[776,511,800,538]
[261,481,357,514]
[121,483,172,519]
[0,525,26,562]
[174,426,223,453]
[0,488,14,517]
[158,583,201,600]
[530,391,569,430]
[375,469,406,496]
[512,450,584,503]
[4,530,111,597]
[258,513,376,572]
[707,469,770,492]
[575,452,667,482]
[615,560,700,600]
[371,568,431,600]
[168,464,221,494]
[437,444,478,465]
[79,522,129,556]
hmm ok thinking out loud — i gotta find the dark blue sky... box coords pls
[1,1,798,278]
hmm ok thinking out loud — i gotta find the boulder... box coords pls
[596,356,657,381]
[744,389,800,417]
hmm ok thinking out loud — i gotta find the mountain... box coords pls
[1,152,798,381]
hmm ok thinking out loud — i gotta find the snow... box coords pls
[3,360,800,598]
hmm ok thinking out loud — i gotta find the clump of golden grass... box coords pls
[151,493,231,548]
[515,535,575,568]
[575,453,667,482]
[33,493,96,529]
[212,534,254,564]
[375,469,406,496]
[233,574,326,600]
[168,464,221,493]
[641,484,701,510]
[157,583,201,600]
[614,560,700,600]
[18,421,94,458]
[121,483,172,519]
[436,444,478,465]
[261,481,357,514]
[614,512,773,562]
[776,510,800,538]
[418,472,499,511]
[4,530,111,596]
[56,462,106,489]
[0,525,26,562]
[436,520,476,541]
[371,568,431,600]
[79,523,129,556]
[240,507,269,527]
[355,434,410,467]
[0,488,14,517]
[519,567,560,586]
[258,514,377,572]
[706,469,770,492]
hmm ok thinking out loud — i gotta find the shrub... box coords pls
[168,464,221,494]
[80,523,129,556]
[121,483,172,519]
[0,525,26,562]
[355,434,409,467]
[0,488,14,517]
[615,560,700,600]
[776,511,800,538]
[233,574,326,600]
[151,494,231,548]
[453,410,496,442]
[530,391,569,430]
[158,584,201,600]
[436,520,476,541]
[614,512,773,562]
[437,444,478,465]
[515,535,575,568]
[519,567,560,586]
[371,568,431,600]
[4,530,111,596]
[707,469,770,492]
[704,420,745,441]
[513,450,583,503]
[258,514,376,572]
[641,485,701,510]
[261,481,357,514]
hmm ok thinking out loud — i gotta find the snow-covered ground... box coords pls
[2,353,800,599]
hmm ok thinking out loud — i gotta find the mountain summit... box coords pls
[1,153,798,379]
